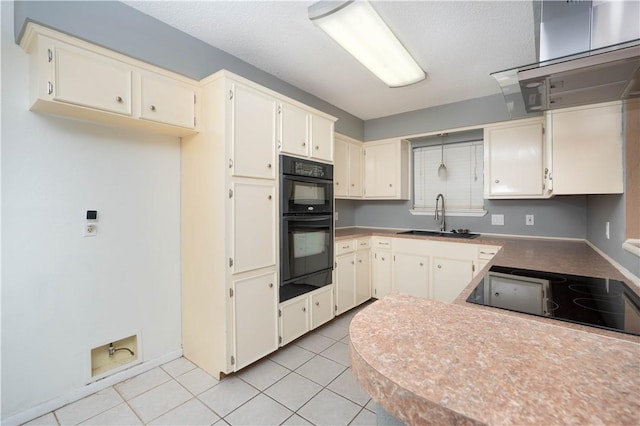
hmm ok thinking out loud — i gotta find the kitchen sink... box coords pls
[397,230,480,239]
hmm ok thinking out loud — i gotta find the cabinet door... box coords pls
[334,138,349,198]
[371,251,392,298]
[231,83,276,179]
[233,271,278,370]
[349,143,364,197]
[432,257,473,303]
[392,253,429,298]
[280,297,309,346]
[231,182,276,274]
[484,121,544,197]
[364,143,398,198]
[310,286,334,329]
[310,114,334,162]
[355,249,371,305]
[335,254,356,315]
[551,102,623,194]
[140,72,196,128]
[280,102,309,158]
[53,44,132,115]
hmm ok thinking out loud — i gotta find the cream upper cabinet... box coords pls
[334,134,364,199]
[364,139,411,200]
[232,271,278,370]
[278,102,336,163]
[53,43,133,115]
[140,71,196,129]
[279,101,309,157]
[431,257,474,303]
[21,24,199,137]
[548,101,623,194]
[231,83,277,179]
[484,118,549,199]
[309,114,334,162]
[230,181,276,274]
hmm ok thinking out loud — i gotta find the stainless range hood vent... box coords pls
[493,0,640,115]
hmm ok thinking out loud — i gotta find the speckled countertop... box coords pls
[349,294,640,425]
[341,227,640,425]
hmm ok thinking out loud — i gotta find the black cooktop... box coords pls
[466,265,640,336]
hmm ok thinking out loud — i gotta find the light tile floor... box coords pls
[25,304,380,426]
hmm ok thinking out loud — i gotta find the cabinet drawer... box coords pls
[335,240,355,255]
[371,237,392,250]
[356,238,370,250]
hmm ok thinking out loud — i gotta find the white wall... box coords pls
[1,1,182,420]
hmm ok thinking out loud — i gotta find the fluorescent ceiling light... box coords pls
[309,0,426,88]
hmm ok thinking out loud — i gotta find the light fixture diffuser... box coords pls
[309,1,426,88]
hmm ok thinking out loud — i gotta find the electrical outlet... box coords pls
[491,214,504,226]
[526,214,534,226]
[83,223,97,237]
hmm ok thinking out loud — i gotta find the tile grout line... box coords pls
[111,385,146,426]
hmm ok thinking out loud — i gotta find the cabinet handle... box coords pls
[302,307,306,312]
[495,179,500,183]
[150,105,156,111]
[47,81,54,95]
[437,264,442,269]
[269,283,273,288]
[316,301,320,306]
[115,96,123,103]
[342,245,350,249]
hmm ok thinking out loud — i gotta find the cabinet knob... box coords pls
[315,145,319,150]
[302,307,306,312]
[389,184,393,187]
[302,142,306,147]
[351,261,355,264]
[495,179,500,183]
[315,301,320,306]
[358,260,362,263]
[115,96,123,103]
[336,182,340,186]
[351,184,355,187]
[269,283,273,288]
[150,105,156,111]
[437,264,442,269]
[381,257,385,261]
[420,262,424,266]
[268,195,272,200]
[267,163,272,169]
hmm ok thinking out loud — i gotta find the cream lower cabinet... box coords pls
[334,238,371,315]
[371,237,393,298]
[363,139,411,200]
[392,253,429,298]
[484,117,549,199]
[431,257,474,303]
[548,101,623,194]
[232,271,278,370]
[279,286,334,346]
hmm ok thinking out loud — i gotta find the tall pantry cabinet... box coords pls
[181,72,279,378]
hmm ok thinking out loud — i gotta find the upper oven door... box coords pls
[281,175,333,214]
[281,215,333,283]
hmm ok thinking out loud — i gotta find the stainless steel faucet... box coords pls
[434,193,446,232]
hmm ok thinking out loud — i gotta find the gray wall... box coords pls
[13,1,364,140]
[335,199,357,228]
[348,196,587,238]
[364,94,541,141]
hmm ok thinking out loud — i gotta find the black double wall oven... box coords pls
[280,155,334,302]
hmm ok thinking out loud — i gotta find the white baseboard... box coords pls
[586,240,640,288]
[3,349,183,426]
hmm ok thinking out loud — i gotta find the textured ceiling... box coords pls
[123,1,537,120]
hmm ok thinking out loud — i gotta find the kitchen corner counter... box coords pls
[349,294,640,426]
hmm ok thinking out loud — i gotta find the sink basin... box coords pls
[397,230,479,239]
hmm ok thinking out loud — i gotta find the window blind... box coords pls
[413,141,484,211]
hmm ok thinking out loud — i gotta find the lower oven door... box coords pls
[280,215,333,296]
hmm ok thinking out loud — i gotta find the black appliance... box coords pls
[280,155,334,302]
[467,265,640,336]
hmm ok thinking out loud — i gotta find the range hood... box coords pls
[493,0,640,115]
